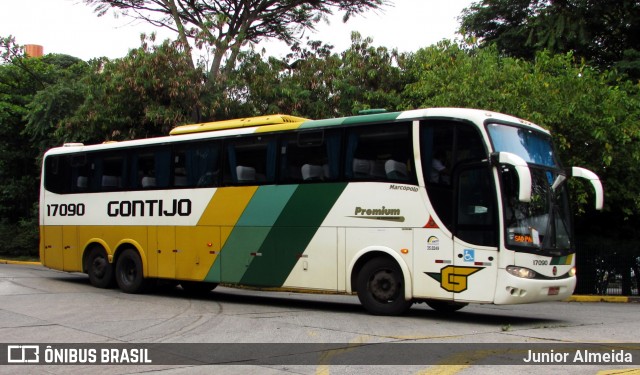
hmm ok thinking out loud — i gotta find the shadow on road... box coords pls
[49,272,565,328]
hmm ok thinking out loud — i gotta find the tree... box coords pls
[459,0,540,60]
[0,37,88,256]
[459,0,640,78]
[83,0,389,85]
[223,33,406,119]
[333,32,407,114]
[23,55,91,152]
[58,36,206,143]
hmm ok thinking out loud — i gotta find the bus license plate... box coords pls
[548,287,560,295]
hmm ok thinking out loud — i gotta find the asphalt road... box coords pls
[0,263,639,375]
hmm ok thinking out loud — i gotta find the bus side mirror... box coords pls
[491,152,532,203]
[570,167,604,210]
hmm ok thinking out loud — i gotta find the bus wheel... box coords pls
[356,257,412,316]
[426,299,468,313]
[180,281,218,295]
[86,248,115,288]
[115,248,149,294]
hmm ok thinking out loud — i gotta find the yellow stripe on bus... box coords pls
[197,186,258,247]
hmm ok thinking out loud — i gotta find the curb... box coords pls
[1,260,639,303]
[0,259,42,266]
[566,295,640,303]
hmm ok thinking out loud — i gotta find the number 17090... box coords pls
[46,203,85,216]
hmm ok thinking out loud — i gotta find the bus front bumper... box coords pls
[493,272,576,305]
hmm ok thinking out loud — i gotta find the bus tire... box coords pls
[425,299,468,313]
[86,247,115,288]
[115,248,149,294]
[356,257,412,316]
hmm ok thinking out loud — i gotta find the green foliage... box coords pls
[59,36,206,143]
[0,37,85,255]
[460,0,640,78]
[0,211,39,258]
[224,33,406,119]
[24,57,90,153]
[335,33,407,114]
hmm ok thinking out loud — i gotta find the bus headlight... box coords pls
[506,266,537,279]
[569,267,577,277]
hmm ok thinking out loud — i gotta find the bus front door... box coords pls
[451,165,499,303]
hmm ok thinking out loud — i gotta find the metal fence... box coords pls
[574,240,640,296]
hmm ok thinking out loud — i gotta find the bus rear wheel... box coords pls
[115,248,150,294]
[356,257,412,316]
[86,248,115,288]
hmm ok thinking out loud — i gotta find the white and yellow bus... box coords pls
[39,108,603,315]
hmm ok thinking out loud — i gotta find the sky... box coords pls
[1,0,475,61]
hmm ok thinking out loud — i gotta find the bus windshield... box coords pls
[487,123,557,167]
[488,123,573,255]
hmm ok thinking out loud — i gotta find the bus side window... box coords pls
[99,155,127,190]
[279,130,340,183]
[344,123,414,183]
[70,154,90,193]
[224,135,276,185]
[130,149,170,189]
[174,141,220,188]
[136,153,156,188]
[44,155,66,194]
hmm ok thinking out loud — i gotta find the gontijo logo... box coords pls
[426,266,484,293]
[107,199,192,217]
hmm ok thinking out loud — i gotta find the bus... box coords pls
[39,108,603,315]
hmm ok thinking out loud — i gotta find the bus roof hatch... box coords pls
[169,114,309,135]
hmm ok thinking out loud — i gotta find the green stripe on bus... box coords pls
[299,112,403,130]
[235,185,298,227]
[239,183,347,286]
[342,112,401,125]
[299,118,347,129]
[550,254,573,265]
[213,185,298,284]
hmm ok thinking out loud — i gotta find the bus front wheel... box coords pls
[115,248,150,294]
[86,248,115,288]
[356,257,412,316]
